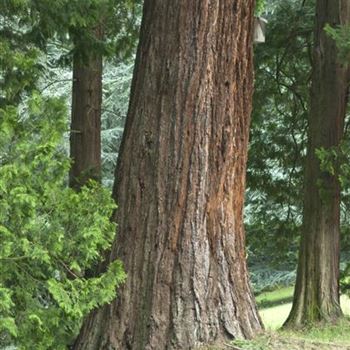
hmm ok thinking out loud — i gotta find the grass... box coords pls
[258,287,350,330]
[202,288,350,349]
[231,320,350,349]
[229,287,350,350]
[256,286,294,308]
[280,318,350,344]
[259,302,292,330]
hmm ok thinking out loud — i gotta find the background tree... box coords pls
[69,24,104,188]
[73,0,262,349]
[284,0,350,327]
[65,0,140,188]
[246,0,350,298]
[10,0,140,188]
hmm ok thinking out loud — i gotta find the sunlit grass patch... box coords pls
[231,320,350,349]
[279,317,350,343]
[256,286,294,308]
[258,287,350,330]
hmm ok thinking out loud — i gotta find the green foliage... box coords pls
[0,95,125,349]
[246,0,314,271]
[232,337,269,350]
[1,0,140,188]
[27,0,141,63]
[0,0,141,81]
[340,260,350,295]
[255,0,266,15]
[316,142,350,294]
[250,267,296,294]
[0,3,131,347]
[0,10,42,106]
[316,142,350,190]
[246,0,350,297]
[37,49,135,188]
[325,24,350,63]
[316,146,338,177]
[101,60,134,187]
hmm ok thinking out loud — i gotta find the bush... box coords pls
[0,94,125,349]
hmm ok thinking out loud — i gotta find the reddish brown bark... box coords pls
[284,0,350,328]
[69,27,103,189]
[73,1,262,349]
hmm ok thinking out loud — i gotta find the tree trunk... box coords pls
[73,1,262,349]
[284,0,350,328]
[69,27,103,189]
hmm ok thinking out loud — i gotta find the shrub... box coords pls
[0,93,125,349]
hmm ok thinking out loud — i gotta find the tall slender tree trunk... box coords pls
[69,26,103,189]
[73,1,262,349]
[284,0,350,328]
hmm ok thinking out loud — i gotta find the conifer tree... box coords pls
[284,0,350,327]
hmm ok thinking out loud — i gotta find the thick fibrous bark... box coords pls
[74,1,261,349]
[284,0,350,328]
[69,27,103,188]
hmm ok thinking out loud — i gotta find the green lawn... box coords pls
[256,286,294,309]
[204,288,350,349]
[258,286,350,330]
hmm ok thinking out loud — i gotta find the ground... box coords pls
[257,287,350,330]
[205,287,350,350]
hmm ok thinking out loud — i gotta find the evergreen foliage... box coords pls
[248,0,350,295]
[0,95,126,349]
[2,0,350,344]
[101,60,134,187]
[0,3,127,348]
[246,0,313,269]
[325,24,350,63]
[6,0,141,62]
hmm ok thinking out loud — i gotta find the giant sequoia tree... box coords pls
[74,1,262,349]
[285,0,350,327]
